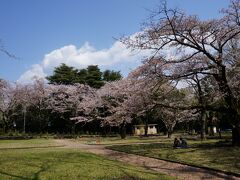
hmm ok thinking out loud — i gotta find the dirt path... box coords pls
[55,139,239,180]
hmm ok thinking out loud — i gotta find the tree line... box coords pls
[47,63,122,88]
[0,0,239,145]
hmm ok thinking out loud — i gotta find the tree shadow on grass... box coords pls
[32,163,51,180]
[0,161,51,180]
[0,151,163,180]
[140,158,237,180]
[94,161,163,180]
[109,142,240,176]
[0,170,31,180]
[176,166,237,180]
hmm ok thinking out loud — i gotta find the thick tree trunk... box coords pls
[72,124,76,134]
[209,126,214,136]
[109,126,112,135]
[120,123,126,139]
[144,127,148,136]
[214,66,240,146]
[167,131,172,138]
[144,116,149,136]
[167,126,173,138]
[195,75,207,141]
[218,127,222,139]
[102,126,107,136]
[38,110,42,133]
[232,120,240,146]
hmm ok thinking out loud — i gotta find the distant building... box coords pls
[134,124,158,135]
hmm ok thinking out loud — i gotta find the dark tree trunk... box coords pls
[144,115,149,136]
[218,127,222,139]
[167,126,173,138]
[209,126,214,136]
[144,126,148,136]
[195,75,207,140]
[120,123,126,139]
[213,66,240,146]
[72,124,76,135]
[167,130,172,138]
[38,110,42,133]
[109,126,112,135]
[102,126,107,137]
[232,121,240,146]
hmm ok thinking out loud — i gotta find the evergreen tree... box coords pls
[47,64,122,88]
[46,63,77,85]
[103,70,122,81]
[86,65,104,88]
[74,69,88,84]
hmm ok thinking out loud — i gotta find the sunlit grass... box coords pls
[75,135,170,145]
[0,139,59,149]
[0,139,174,180]
[109,138,240,174]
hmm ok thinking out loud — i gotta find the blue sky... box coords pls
[0,0,229,83]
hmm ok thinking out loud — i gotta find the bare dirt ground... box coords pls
[55,139,240,180]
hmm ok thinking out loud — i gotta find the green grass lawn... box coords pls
[0,139,173,180]
[75,132,232,145]
[0,139,60,149]
[75,135,167,145]
[108,137,240,175]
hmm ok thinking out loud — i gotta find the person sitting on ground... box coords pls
[173,138,181,148]
[180,137,188,148]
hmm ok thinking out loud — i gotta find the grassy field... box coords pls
[0,139,60,149]
[75,135,168,145]
[0,139,173,180]
[74,133,232,145]
[108,137,240,175]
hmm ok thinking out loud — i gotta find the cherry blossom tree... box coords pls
[0,80,31,132]
[121,0,240,145]
[183,74,221,140]
[70,79,130,138]
[12,83,33,133]
[0,80,13,132]
[48,83,95,116]
[27,78,51,132]
[47,83,95,133]
[102,79,154,137]
[70,66,197,138]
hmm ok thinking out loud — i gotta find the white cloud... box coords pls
[42,41,148,68]
[18,40,150,84]
[18,64,47,83]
